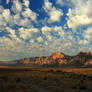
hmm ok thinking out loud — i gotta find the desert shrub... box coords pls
[43,76,47,80]
[33,90,39,92]
[72,86,77,89]
[78,81,87,90]
[79,78,84,84]
[88,76,92,81]
[49,69,54,72]
[78,74,87,80]
[63,72,75,78]
[16,77,21,82]
[56,70,61,72]
[79,85,87,90]
[1,76,8,81]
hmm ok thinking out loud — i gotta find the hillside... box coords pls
[0,51,92,67]
[18,51,92,67]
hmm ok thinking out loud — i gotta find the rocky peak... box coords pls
[84,59,92,67]
[51,52,65,60]
[88,51,92,55]
[20,58,30,64]
[18,51,92,67]
[76,52,87,56]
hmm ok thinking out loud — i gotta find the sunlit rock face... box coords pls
[50,52,68,65]
[20,58,30,64]
[84,60,92,67]
[51,52,65,60]
[88,51,92,55]
[70,52,87,64]
[19,52,68,66]
[69,51,92,67]
[19,51,92,67]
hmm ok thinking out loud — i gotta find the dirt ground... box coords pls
[0,66,92,92]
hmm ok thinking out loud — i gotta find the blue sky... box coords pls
[0,0,92,61]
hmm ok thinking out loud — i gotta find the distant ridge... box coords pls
[1,51,92,67]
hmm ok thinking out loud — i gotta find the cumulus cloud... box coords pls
[41,25,76,55]
[37,36,43,42]
[84,27,92,40]
[18,27,40,41]
[67,0,92,29]
[0,0,38,30]
[0,6,4,13]
[56,0,72,6]
[23,0,30,7]
[79,40,88,45]
[2,9,13,25]
[13,14,32,27]
[42,26,64,36]
[41,26,64,41]
[0,0,42,60]
[56,0,64,5]
[0,0,92,60]
[6,0,10,4]
[12,0,22,13]
[43,0,63,23]
[22,8,37,22]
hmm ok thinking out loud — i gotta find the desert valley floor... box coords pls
[0,66,92,92]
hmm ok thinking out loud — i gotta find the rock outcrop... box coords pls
[14,51,92,67]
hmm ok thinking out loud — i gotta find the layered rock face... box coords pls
[51,52,65,60]
[19,51,92,67]
[19,52,68,67]
[84,60,92,67]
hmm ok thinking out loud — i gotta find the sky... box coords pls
[0,0,92,61]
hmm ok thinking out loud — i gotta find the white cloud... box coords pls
[0,0,91,60]
[84,27,92,40]
[49,10,63,23]
[67,0,92,29]
[56,0,64,5]
[22,8,37,22]
[43,0,63,23]
[6,27,15,35]
[19,18,32,27]
[30,39,34,43]
[23,0,30,7]
[0,14,7,30]
[79,40,88,45]
[37,37,43,42]
[5,27,22,42]
[18,27,31,40]
[0,6,4,13]
[6,0,10,4]
[18,27,40,40]
[0,0,40,60]
[13,14,32,27]
[56,0,72,6]
[41,26,51,35]
[41,26,64,39]
[2,9,10,22]
[12,0,22,13]
[0,0,38,30]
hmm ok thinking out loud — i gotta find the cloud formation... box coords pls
[66,0,92,29]
[43,0,63,23]
[0,0,92,60]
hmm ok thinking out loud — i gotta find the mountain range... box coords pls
[0,51,92,67]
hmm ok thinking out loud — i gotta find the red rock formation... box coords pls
[88,51,92,55]
[84,59,92,66]
[20,58,30,64]
[51,52,65,60]
[19,51,92,67]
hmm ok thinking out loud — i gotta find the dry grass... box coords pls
[0,66,92,92]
